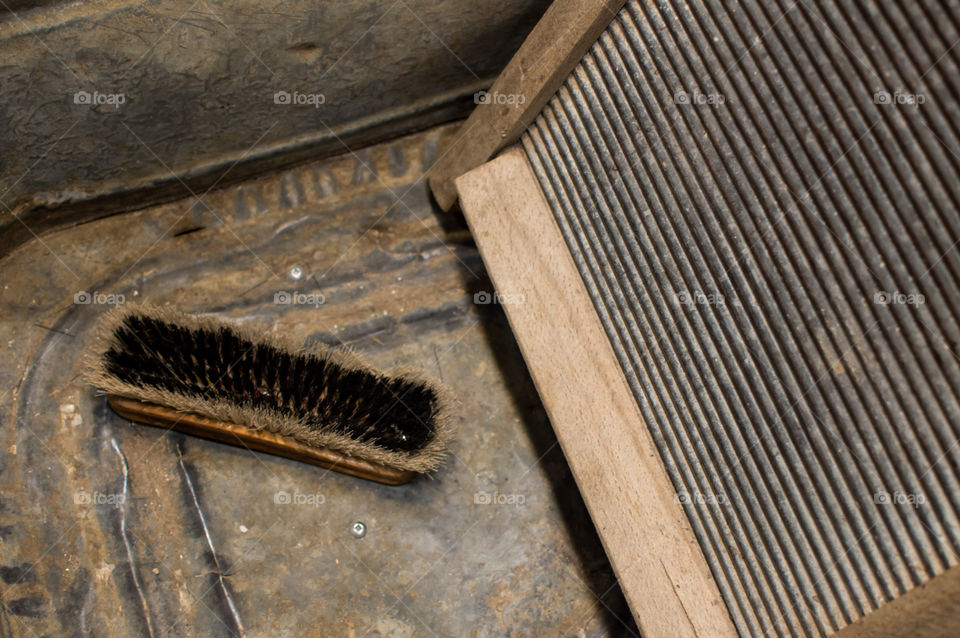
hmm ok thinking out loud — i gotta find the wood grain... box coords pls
[428,0,625,211]
[455,146,738,638]
[108,396,415,485]
[833,565,960,638]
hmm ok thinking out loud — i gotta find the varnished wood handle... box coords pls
[108,395,415,485]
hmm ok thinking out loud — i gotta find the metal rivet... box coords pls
[350,521,367,538]
[289,266,303,280]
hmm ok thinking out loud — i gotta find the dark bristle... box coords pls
[102,314,441,454]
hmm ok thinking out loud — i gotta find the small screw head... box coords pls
[289,266,303,280]
[350,521,366,538]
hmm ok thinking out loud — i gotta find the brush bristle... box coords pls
[86,306,454,473]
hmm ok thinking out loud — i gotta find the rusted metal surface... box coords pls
[0,0,551,255]
[0,124,637,637]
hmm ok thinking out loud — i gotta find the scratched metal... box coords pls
[0,0,552,256]
[0,124,637,637]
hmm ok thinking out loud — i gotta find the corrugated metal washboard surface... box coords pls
[521,1,960,636]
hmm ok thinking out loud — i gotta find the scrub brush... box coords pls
[85,306,454,484]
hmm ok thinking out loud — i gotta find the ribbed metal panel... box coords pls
[521,1,960,636]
